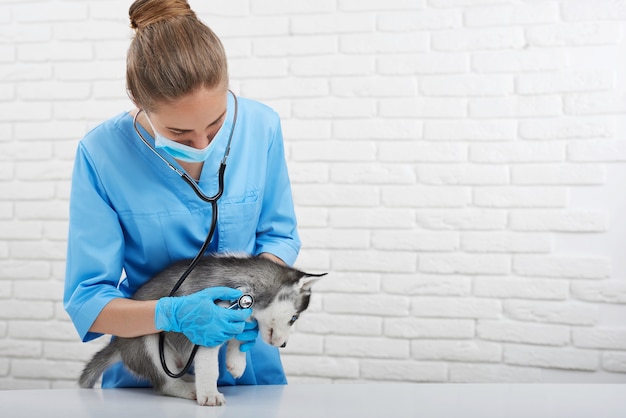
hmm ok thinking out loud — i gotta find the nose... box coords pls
[280,342,287,348]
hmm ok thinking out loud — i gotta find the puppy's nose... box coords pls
[280,342,287,348]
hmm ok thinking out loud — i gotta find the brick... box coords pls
[8,320,77,341]
[292,98,376,118]
[290,14,374,35]
[378,142,468,163]
[0,300,53,320]
[385,318,474,339]
[383,273,470,296]
[15,120,88,140]
[411,340,501,363]
[0,221,44,239]
[378,9,461,31]
[519,117,614,140]
[382,185,468,208]
[11,359,83,379]
[450,364,542,382]
[465,3,559,27]
[462,232,552,253]
[379,98,466,118]
[513,255,611,279]
[0,101,51,121]
[326,336,410,358]
[504,344,599,371]
[573,329,626,350]
[472,50,566,73]
[314,271,379,293]
[288,162,329,184]
[330,163,415,184]
[0,23,52,43]
[527,23,622,47]
[372,230,459,251]
[324,293,410,316]
[13,280,64,300]
[291,141,376,162]
[424,120,516,141]
[469,96,561,118]
[18,42,92,62]
[281,355,359,379]
[474,187,567,208]
[418,164,508,185]
[509,210,608,232]
[341,32,429,54]
[564,92,626,115]
[331,76,418,98]
[568,140,626,162]
[571,280,626,304]
[603,352,626,373]
[420,253,510,275]
[420,74,513,97]
[0,339,41,358]
[470,142,564,163]
[299,228,369,250]
[282,119,331,140]
[296,313,383,336]
[281,334,324,355]
[359,359,447,382]
[411,297,501,319]
[333,118,422,140]
[15,162,73,181]
[378,53,469,75]
[516,72,613,95]
[562,0,626,21]
[330,208,415,229]
[511,164,606,185]
[13,3,87,22]
[226,57,288,79]
[477,320,570,346]
[240,78,328,99]
[417,209,507,230]
[504,300,598,326]
[293,185,379,207]
[251,0,335,15]
[290,55,374,76]
[330,250,417,273]
[432,27,526,51]
[339,0,426,11]
[474,277,569,300]
[295,207,328,227]
[254,35,338,57]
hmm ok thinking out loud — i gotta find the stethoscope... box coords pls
[133,90,254,378]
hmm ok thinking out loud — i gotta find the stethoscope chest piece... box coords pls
[235,294,254,309]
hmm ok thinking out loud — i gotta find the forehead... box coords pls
[149,87,227,129]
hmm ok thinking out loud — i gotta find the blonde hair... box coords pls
[127,0,228,112]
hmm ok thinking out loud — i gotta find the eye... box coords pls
[171,131,186,138]
[288,315,299,326]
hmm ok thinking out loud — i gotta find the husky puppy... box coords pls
[79,254,324,406]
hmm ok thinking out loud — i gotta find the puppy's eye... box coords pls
[288,315,299,326]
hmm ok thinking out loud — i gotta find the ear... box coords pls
[297,273,327,291]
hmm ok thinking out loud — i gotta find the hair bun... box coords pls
[129,0,196,30]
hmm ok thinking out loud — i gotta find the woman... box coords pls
[64,0,300,388]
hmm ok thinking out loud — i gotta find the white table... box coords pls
[1,383,625,417]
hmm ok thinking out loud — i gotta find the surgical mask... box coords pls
[146,115,224,163]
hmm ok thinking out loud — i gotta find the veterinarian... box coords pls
[64,0,300,388]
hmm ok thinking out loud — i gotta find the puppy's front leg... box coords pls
[226,339,247,378]
[193,346,224,406]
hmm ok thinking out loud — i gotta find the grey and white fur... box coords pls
[78,254,325,406]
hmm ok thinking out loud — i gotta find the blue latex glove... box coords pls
[155,287,252,347]
[236,319,259,352]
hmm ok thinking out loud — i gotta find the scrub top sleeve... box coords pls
[254,121,301,266]
[64,143,126,342]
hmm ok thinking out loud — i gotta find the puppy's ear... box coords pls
[297,273,326,291]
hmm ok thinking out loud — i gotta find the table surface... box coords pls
[1,383,625,418]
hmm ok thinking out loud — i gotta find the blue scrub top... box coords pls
[64,93,300,387]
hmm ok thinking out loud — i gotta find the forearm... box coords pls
[89,298,159,338]
[259,252,285,265]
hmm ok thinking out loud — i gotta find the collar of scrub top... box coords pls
[132,89,238,204]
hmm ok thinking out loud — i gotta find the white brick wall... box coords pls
[0,0,625,388]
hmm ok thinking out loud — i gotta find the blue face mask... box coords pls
[146,115,226,163]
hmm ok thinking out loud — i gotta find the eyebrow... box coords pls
[165,109,227,133]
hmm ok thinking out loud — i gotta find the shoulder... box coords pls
[80,112,133,150]
[236,96,281,125]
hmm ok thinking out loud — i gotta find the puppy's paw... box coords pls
[196,390,225,406]
[227,355,247,379]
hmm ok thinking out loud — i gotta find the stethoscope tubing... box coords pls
[133,91,239,379]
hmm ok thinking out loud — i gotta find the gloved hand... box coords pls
[155,287,252,347]
[236,319,259,352]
